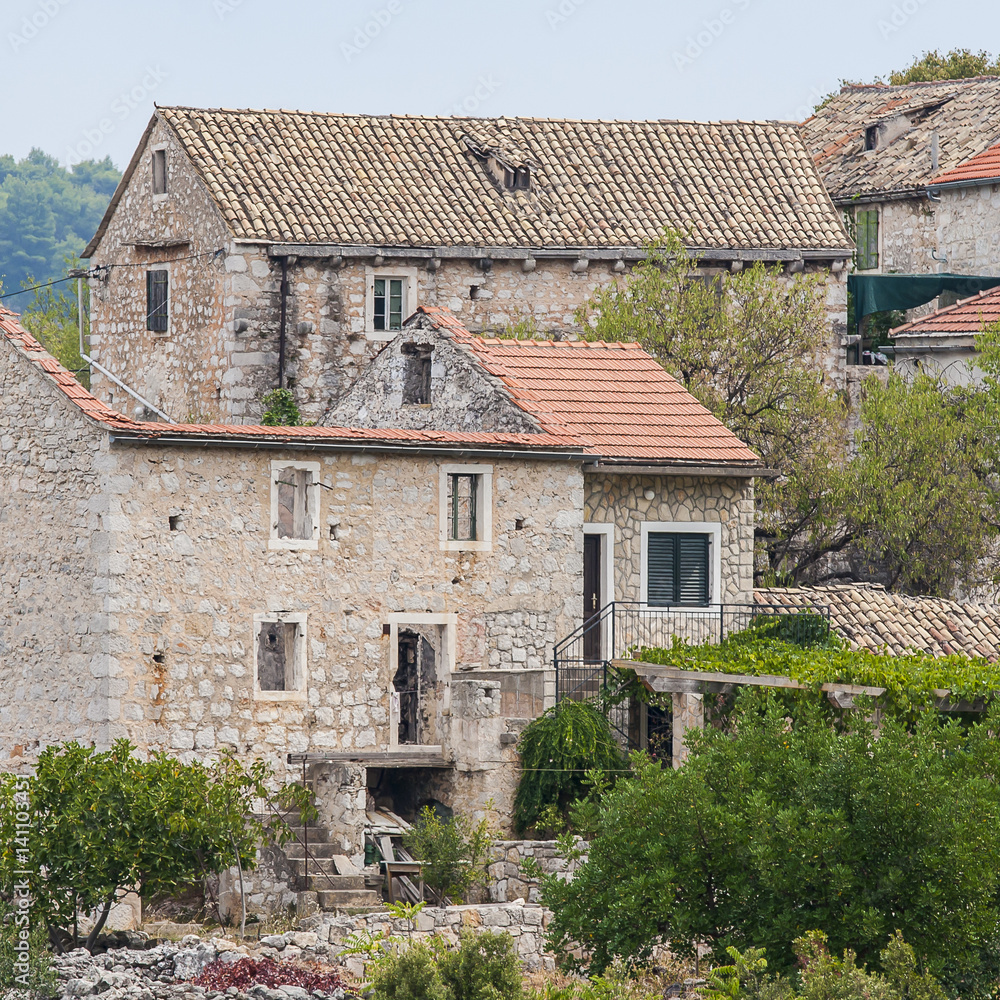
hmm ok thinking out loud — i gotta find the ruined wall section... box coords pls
[328,328,539,433]
[936,183,1000,276]
[584,472,754,605]
[87,117,233,423]
[0,339,123,767]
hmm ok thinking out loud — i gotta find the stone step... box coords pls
[317,889,383,910]
[296,872,367,891]
[281,826,333,844]
[284,842,341,859]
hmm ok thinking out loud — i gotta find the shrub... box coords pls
[0,899,56,998]
[260,388,301,426]
[438,931,524,1000]
[370,941,450,1000]
[513,700,627,835]
[541,690,1000,997]
[402,808,495,903]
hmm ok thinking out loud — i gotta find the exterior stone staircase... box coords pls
[277,814,383,911]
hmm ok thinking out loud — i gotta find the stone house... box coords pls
[803,77,1000,358]
[80,107,852,425]
[0,302,761,853]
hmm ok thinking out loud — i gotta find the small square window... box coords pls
[254,613,306,699]
[152,149,167,194]
[269,460,320,550]
[401,343,432,404]
[439,464,492,551]
[146,270,168,333]
[374,277,404,332]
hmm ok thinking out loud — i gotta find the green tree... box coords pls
[402,808,496,903]
[579,233,848,584]
[887,48,1000,84]
[19,262,89,386]
[260,388,302,426]
[0,740,312,951]
[541,691,1000,997]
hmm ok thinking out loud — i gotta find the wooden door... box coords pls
[583,534,602,661]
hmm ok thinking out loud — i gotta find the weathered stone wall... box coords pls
[487,839,587,903]
[0,337,120,764]
[584,473,755,605]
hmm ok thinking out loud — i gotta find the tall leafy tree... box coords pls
[887,48,1000,84]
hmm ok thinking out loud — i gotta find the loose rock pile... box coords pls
[43,933,351,1000]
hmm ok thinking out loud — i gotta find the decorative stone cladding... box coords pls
[321,902,554,972]
[583,473,755,606]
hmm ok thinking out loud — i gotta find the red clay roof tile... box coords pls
[890,285,1000,337]
[931,140,1000,186]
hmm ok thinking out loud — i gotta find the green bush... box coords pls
[438,931,523,1000]
[513,700,627,835]
[370,941,450,1000]
[402,808,495,903]
[0,900,56,997]
[540,690,1000,997]
[260,388,301,426]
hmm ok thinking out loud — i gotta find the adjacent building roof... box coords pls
[802,77,1000,202]
[889,285,1000,340]
[930,139,1000,187]
[757,584,1000,660]
[410,306,761,465]
[85,107,852,258]
[0,307,582,456]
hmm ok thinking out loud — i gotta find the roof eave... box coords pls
[927,176,1000,192]
[585,460,770,478]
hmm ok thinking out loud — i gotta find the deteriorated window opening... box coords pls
[146,270,168,333]
[276,468,312,539]
[392,629,439,745]
[152,149,167,194]
[401,342,432,405]
[448,473,479,541]
[257,619,298,691]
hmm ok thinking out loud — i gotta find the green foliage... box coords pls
[0,899,57,997]
[0,740,313,951]
[438,930,524,1000]
[0,150,119,298]
[525,960,664,1000]
[540,690,1000,997]
[886,48,1000,84]
[513,700,627,835]
[634,628,1000,719]
[704,945,784,1000]
[260,388,301,426]
[20,260,89,386]
[402,808,495,903]
[370,941,451,1000]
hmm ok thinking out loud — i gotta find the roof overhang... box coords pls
[585,461,772,478]
[927,176,1000,193]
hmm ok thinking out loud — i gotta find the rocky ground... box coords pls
[24,932,356,1000]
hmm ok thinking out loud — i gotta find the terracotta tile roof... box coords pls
[801,77,1000,202]
[756,585,1000,660]
[90,107,850,256]
[413,306,760,465]
[931,139,1000,186]
[0,306,580,453]
[889,285,1000,338]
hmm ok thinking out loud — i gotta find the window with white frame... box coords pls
[253,612,306,699]
[365,266,418,340]
[269,460,320,550]
[439,463,492,551]
[641,522,721,607]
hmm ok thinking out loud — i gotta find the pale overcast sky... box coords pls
[4,0,998,169]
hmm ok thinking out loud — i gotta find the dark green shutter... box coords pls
[867,210,879,270]
[146,270,168,332]
[647,532,710,605]
[677,535,710,605]
[647,533,676,606]
[856,210,879,270]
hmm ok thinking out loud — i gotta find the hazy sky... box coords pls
[5,0,998,169]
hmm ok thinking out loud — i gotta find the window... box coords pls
[152,148,167,194]
[269,460,320,550]
[146,269,168,333]
[448,474,478,541]
[253,613,306,699]
[439,464,492,551]
[864,124,879,151]
[401,342,432,404]
[374,277,404,332]
[646,532,710,606]
[856,209,879,271]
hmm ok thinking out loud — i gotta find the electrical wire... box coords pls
[0,275,75,301]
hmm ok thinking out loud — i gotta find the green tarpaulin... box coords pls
[849,273,1000,332]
